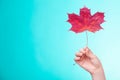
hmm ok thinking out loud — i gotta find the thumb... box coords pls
[85,47,95,59]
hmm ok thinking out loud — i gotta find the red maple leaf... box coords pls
[67,7,105,33]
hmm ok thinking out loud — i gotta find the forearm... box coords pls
[91,68,106,80]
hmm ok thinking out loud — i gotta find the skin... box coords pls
[74,47,106,80]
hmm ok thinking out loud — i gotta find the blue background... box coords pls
[0,0,120,80]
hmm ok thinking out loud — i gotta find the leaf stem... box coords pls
[86,31,88,47]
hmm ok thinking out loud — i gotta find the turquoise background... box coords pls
[0,0,120,80]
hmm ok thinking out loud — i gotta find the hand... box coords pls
[74,47,106,80]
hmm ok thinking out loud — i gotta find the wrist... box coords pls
[91,67,106,80]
